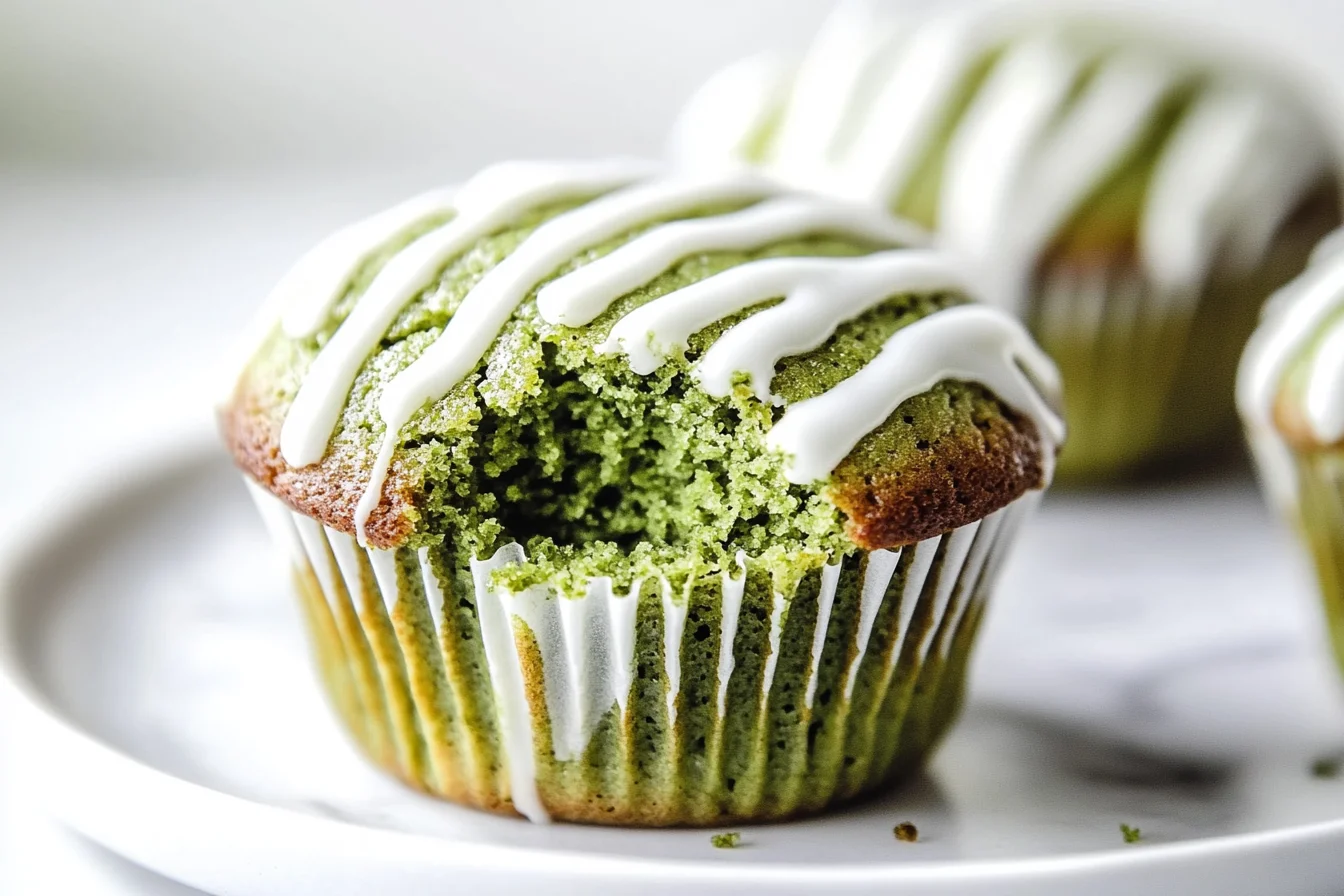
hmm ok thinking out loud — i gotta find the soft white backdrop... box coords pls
[3,0,1344,892]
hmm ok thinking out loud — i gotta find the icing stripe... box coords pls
[602,251,966,384]
[660,581,690,726]
[993,50,1186,308]
[672,4,1332,317]
[767,304,1064,483]
[717,554,748,718]
[470,544,548,823]
[279,188,458,341]
[769,2,908,184]
[695,251,965,402]
[535,196,924,327]
[938,34,1087,268]
[257,163,1061,547]
[668,52,791,169]
[355,173,780,544]
[841,9,984,203]
[281,159,654,467]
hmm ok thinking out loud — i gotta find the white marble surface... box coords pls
[8,428,1344,893]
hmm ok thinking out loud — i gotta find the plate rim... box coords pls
[4,426,1344,888]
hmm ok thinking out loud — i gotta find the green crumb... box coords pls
[1120,824,1142,844]
[242,197,1021,594]
[711,832,742,849]
[893,822,919,843]
[1311,756,1342,779]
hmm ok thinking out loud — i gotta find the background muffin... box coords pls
[221,159,1064,825]
[1240,229,1344,675]
[672,0,1342,481]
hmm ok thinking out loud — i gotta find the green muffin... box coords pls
[1240,229,1344,676]
[220,159,1063,825]
[672,2,1342,481]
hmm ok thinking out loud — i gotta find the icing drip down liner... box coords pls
[248,482,1038,825]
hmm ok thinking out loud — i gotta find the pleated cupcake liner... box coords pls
[246,479,1039,826]
[1029,257,1261,481]
[1283,452,1344,674]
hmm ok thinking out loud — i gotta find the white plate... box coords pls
[5,433,1344,896]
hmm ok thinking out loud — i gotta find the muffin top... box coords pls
[671,1,1341,309]
[1239,231,1344,486]
[221,160,1062,593]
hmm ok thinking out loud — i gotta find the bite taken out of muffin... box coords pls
[220,160,1063,825]
[671,0,1344,482]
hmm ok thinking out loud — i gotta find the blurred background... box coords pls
[4,0,1344,891]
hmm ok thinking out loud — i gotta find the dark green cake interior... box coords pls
[248,198,1024,594]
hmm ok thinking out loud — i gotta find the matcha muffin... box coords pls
[220,159,1064,825]
[1240,229,1344,676]
[672,1,1342,481]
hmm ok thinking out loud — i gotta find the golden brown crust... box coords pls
[827,411,1047,551]
[219,375,415,550]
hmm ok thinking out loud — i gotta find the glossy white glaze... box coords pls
[767,304,1063,483]
[1239,230,1344,505]
[671,3,1331,314]
[255,161,1059,545]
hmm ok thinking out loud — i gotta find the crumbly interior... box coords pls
[247,200,1017,595]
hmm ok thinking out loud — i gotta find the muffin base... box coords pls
[247,481,1038,826]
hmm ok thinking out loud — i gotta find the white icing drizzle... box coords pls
[759,588,790,709]
[535,196,925,327]
[279,159,655,468]
[1239,233,1344,505]
[768,1,908,187]
[470,543,548,823]
[659,580,689,726]
[606,250,968,402]
[260,162,1060,548]
[667,52,791,170]
[671,4,1333,315]
[937,32,1087,270]
[767,304,1064,484]
[717,553,748,718]
[353,173,784,544]
[279,188,460,340]
[989,50,1184,309]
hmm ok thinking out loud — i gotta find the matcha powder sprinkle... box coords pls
[893,822,919,843]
